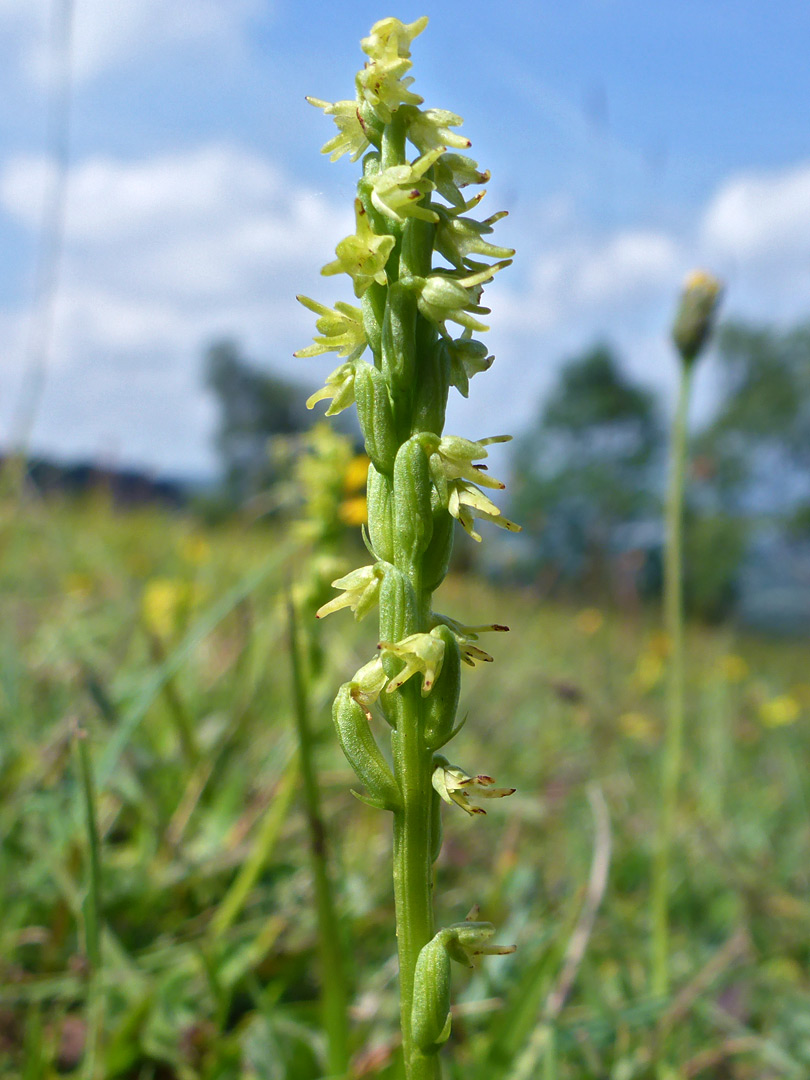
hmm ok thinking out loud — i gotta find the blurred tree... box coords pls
[683,320,810,619]
[205,339,312,504]
[695,321,810,517]
[512,344,662,593]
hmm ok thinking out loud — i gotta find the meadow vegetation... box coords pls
[2,492,809,1078]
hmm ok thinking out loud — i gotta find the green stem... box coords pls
[651,361,692,1000]
[288,595,350,1077]
[392,681,439,1080]
[75,724,103,1080]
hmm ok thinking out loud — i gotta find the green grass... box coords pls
[2,493,810,1079]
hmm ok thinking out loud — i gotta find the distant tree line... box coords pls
[511,321,810,620]
[202,322,810,623]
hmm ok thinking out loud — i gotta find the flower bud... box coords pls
[366,464,395,562]
[412,931,452,1054]
[382,282,418,390]
[354,362,398,473]
[394,438,434,564]
[672,270,723,365]
[423,625,461,750]
[422,507,455,593]
[445,334,493,398]
[379,564,419,644]
[333,684,400,809]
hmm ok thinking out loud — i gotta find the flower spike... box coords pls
[301,20,520,1073]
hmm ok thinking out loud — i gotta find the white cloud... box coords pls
[4,146,810,475]
[0,143,350,473]
[702,161,810,262]
[0,0,263,84]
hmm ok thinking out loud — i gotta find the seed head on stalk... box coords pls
[296,16,518,1076]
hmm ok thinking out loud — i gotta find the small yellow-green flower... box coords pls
[379,631,446,695]
[447,479,520,543]
[366,146,445,223]
[305,360,358,416]
[316,564,383,621]
[322,199,396,297]
[406,107,471,154]
[306,97,370,162]
[431,758,515,816]
[294,296,367,360]
[349,656,389,708]
[360,15,428,61]
[422,433,510,492]
[414,261,511,335]
[444,332,493,397]
[435,204,514,272]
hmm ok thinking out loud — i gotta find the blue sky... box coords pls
[2,1,810,476]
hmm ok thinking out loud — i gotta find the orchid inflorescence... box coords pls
[297,16,518,1076]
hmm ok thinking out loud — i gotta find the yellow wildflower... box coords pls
[759,695,801,728]
[648,631,671,658]
[575,607,604,636]
[339,495,368,526]
[343,454,370,494]
[63,572,93,599]
[719,654,748,683]
[634,651,664,691]
[142,579,195,639]
[180,535,211,566]
[619,711,657,744]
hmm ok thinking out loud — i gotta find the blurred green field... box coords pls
[2,495,810,1079]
